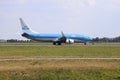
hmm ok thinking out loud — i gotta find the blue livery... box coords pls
[20,18,92,45]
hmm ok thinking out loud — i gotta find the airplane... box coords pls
[19,18,92,45]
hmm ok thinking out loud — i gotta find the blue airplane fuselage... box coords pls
[22,33,92,42]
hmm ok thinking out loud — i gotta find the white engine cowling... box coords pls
[66,39,74,44]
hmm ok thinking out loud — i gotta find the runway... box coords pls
[0,58,120,61]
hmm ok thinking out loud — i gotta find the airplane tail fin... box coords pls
[19,18,34,34]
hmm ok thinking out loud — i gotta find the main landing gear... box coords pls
[53,42,61,45]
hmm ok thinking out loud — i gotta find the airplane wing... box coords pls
[53,32,74,45]
[58,31,66,43]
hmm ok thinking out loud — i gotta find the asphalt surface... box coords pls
[0,43,120,46]
[0,58,120,61]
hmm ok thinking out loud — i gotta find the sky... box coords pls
[0,0,120,39]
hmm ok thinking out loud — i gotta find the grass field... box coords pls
[0,42,120,80]
[0,46,120,58]
[0,60,120,80]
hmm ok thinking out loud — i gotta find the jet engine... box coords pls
[66,39,74,44]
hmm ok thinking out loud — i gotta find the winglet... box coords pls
[61,31,65,37]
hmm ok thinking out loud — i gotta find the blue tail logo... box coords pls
[22,26,29,30]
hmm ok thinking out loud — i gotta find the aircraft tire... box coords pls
[53,42,56,45]
[84,42,87,45]
[58,42,61,45]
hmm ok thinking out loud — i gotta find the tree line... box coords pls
[93,36,120,42]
